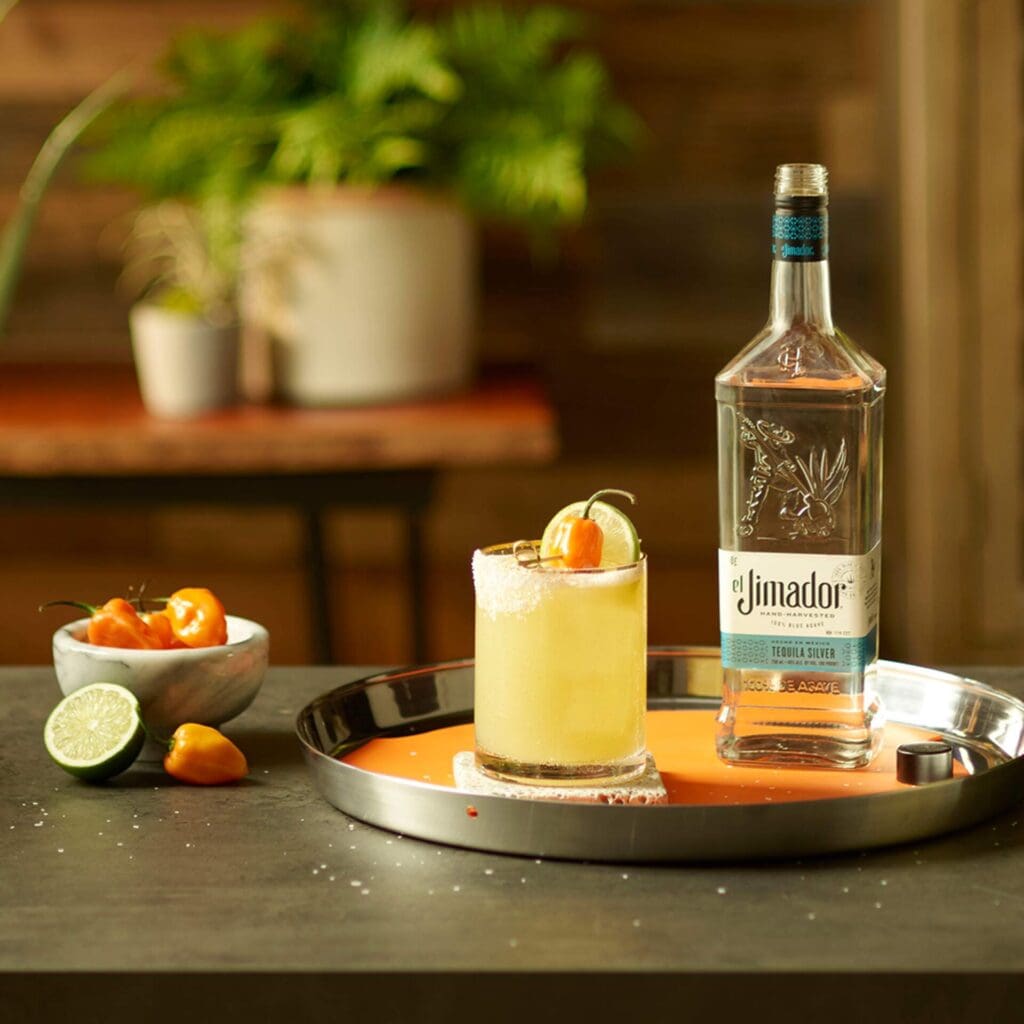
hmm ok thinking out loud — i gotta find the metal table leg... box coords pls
[407,509,428,663]
[303,505,335,664]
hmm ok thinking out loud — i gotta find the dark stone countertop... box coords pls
[3,666,1024,1024]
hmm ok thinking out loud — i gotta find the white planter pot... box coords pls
[242,187,476,406]
[129,304,238,419]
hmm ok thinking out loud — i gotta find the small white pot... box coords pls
[242,187,476,406]
[129,303,239,419]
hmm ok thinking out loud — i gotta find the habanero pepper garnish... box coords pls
[162,588,228,648]
[541,489,638,569]
[163,723,248,785]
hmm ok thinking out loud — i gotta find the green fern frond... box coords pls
[163,21,299,105]
[545,53,606,133]
[445,4,582,75]
[345,10,459,104]
[458,137,586,224]
[271,95,438,185]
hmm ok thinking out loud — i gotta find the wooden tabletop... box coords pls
[0,364,558,476]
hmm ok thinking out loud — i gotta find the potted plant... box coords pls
[123,201,239,418]
[86,1,639,406]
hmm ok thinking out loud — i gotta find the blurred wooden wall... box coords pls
[0,0,885,665]
[886,0,1024,664]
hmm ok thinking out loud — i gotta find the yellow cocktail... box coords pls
[473,542,647,784]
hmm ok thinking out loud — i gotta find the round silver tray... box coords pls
[295,648,1024,862]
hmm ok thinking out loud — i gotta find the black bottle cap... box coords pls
[896,741,954,785]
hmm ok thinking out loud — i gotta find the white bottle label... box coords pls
[718,545,880,672]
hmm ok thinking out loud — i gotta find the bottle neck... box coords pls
[768,203,833,331]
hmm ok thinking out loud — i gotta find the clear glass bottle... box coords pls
[715,163,885,769]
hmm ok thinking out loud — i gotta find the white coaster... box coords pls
[453,751,667,805]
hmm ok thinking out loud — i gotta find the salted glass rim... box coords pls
[474,540,646,574]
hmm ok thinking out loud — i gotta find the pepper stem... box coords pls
[581,488,636,520]
[38,599,97,615]
[138,716,173,751]
[127,580,154,614]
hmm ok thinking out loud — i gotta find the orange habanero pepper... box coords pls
[164,724,248,785]
[163,588,228,648]
[140,610,186,649]
[41,597,164,649]
[550,489,636,569]
[89,598,166,649]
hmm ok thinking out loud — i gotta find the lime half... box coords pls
[540,499,641,567]
[44,683,145,782]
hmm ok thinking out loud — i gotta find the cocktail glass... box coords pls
[472,542,647,785]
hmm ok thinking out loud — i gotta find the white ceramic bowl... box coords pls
[53,615,269,742]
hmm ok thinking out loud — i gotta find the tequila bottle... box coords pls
[715,163,885,769]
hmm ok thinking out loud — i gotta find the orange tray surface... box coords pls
[342,710,964,805]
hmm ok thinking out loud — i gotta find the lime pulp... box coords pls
[44,682,146,782]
